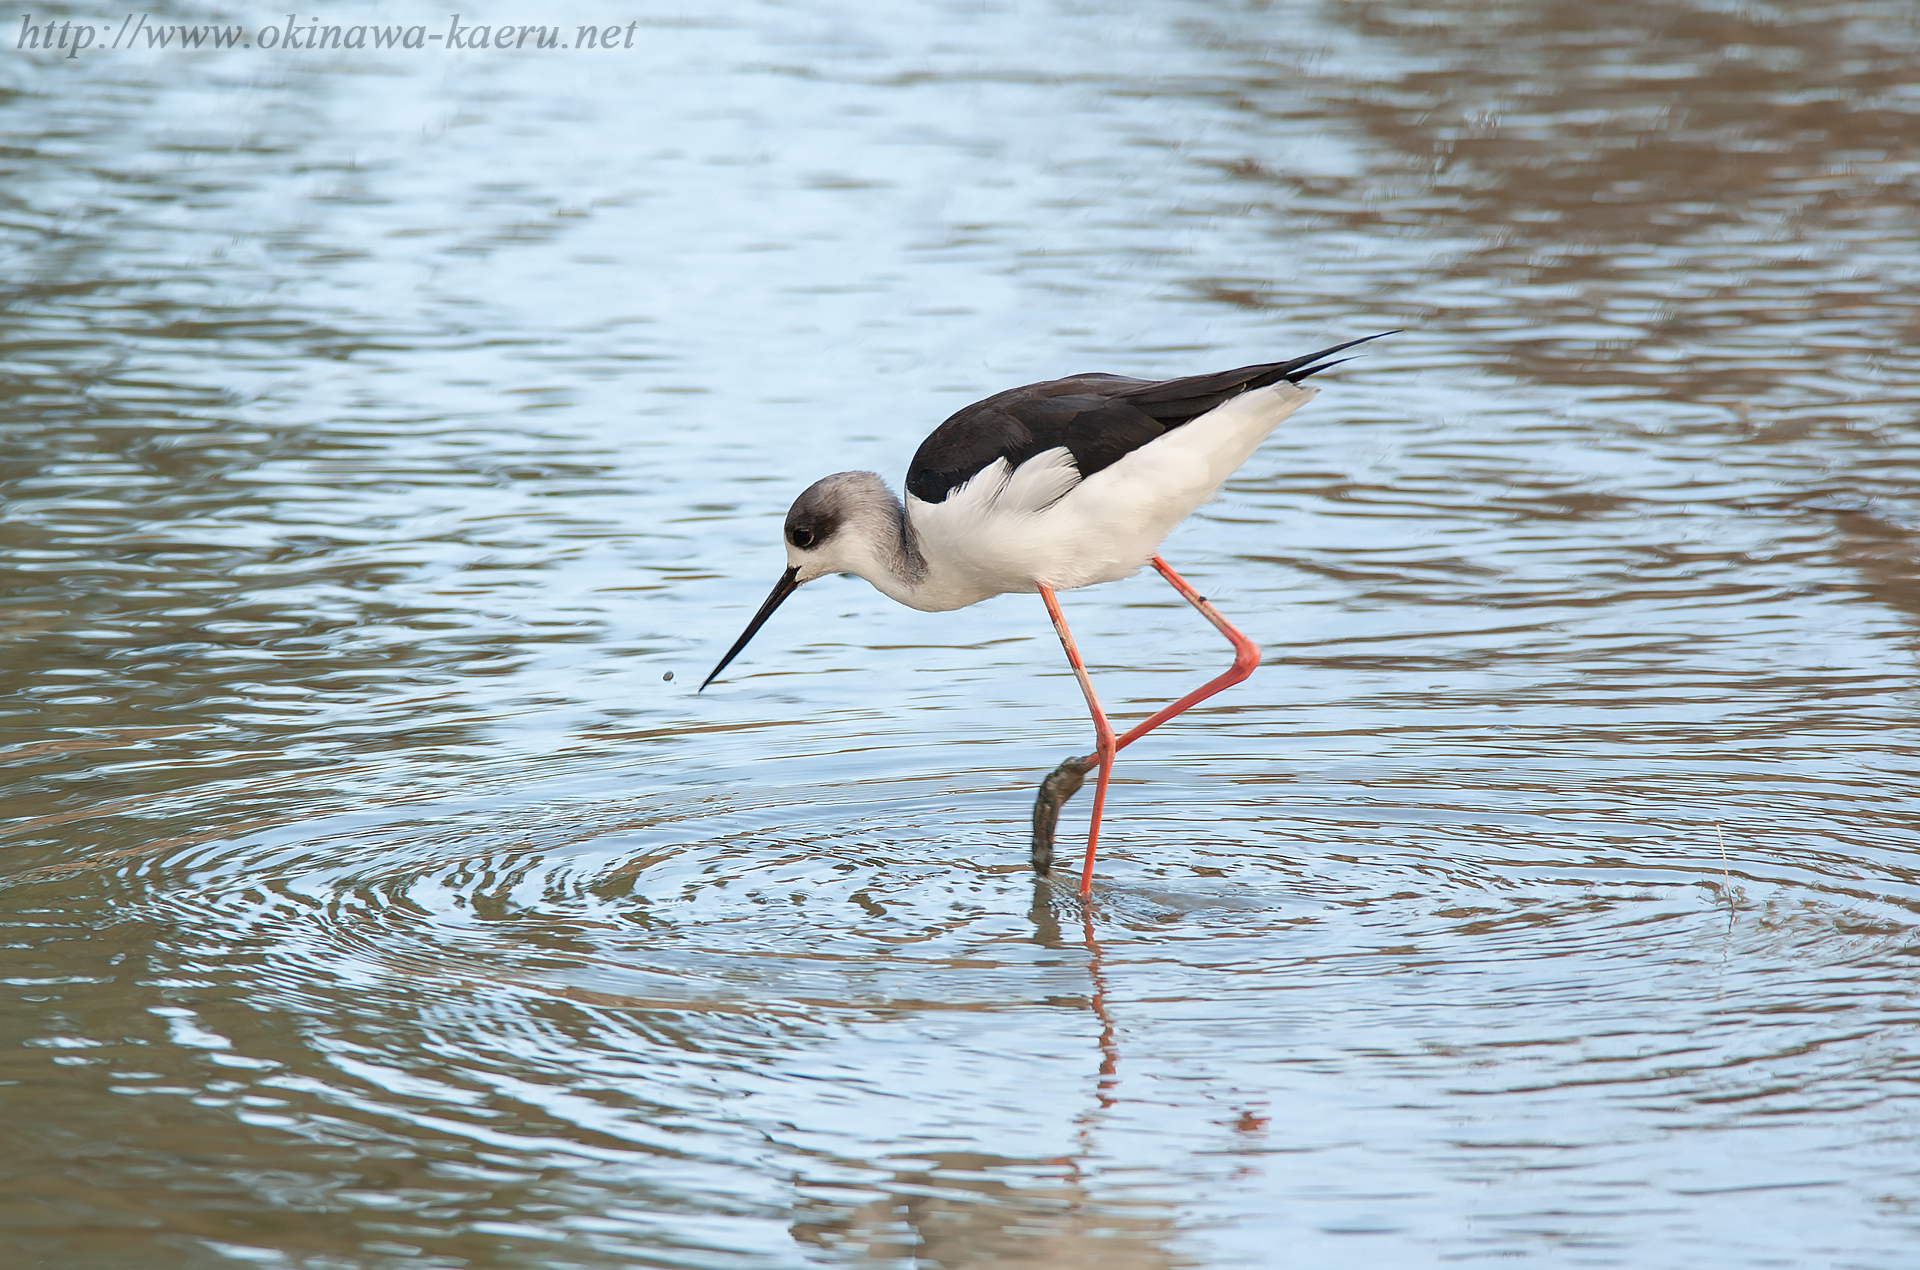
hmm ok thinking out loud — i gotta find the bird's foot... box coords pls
[1031,752,1095,874]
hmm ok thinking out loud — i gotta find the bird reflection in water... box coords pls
[787,881,1186,1268]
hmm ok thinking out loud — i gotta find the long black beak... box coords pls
[700,565,802,690]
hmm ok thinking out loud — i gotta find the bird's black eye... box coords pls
[788,527,816,549]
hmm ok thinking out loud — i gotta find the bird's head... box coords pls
[781,470,894,582]
[702,471,898,689]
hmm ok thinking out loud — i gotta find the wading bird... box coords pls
[703,335,1389,896]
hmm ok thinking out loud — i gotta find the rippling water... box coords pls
[5,1,1920,1266]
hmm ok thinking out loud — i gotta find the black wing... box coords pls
[903,333,1390,505]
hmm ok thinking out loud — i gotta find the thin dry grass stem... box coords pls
[1715,822,1732,901]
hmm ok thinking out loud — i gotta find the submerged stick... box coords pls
[1030,752,1094,874]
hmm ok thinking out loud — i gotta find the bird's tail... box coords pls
[1114,331,1397,420]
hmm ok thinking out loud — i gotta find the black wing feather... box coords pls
[904,334,1392,505]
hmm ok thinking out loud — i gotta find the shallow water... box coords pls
[4,1,1920,1266]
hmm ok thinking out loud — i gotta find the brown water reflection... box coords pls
[1209,0,1918,409]
[792,1150,1188,1270]
[5,0,1920,1266]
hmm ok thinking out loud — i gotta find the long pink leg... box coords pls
[1038,582,1116,898]
[1094,556,1261,764]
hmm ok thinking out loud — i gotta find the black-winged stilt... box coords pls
[703,334,1391,896]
